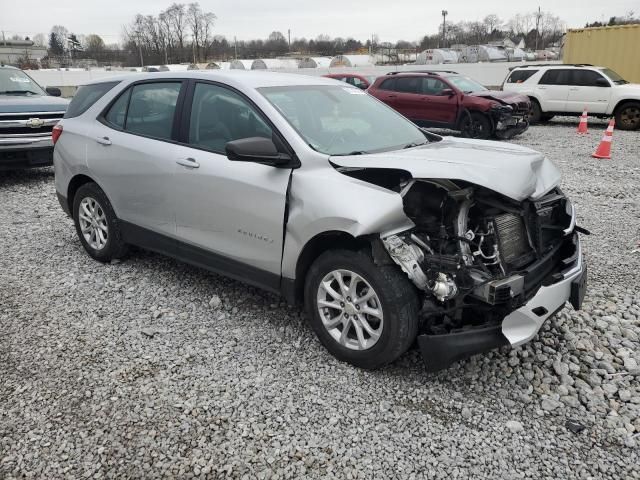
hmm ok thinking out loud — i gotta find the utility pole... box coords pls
[441,10,448,48]
[535,6,542,51]
[234,36,237,59]
[288,29,291,51]
[135,31,144,68]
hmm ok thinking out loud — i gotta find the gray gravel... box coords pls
[1,118,639,479]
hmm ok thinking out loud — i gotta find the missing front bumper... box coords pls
[418,236,586,372]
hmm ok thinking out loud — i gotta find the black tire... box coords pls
[304,249,420,370]
[540,114,555,122]
[529,99,542,124]
[460,112,492,140]
[72,182,128,262]
[615,102,640,131]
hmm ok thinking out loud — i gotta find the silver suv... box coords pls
[54,71,587,371]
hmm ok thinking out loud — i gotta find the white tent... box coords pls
[416,49,459,65]
[230,59,254,69]
[329,55,375,68]
[460,45,507,63]
[251,58,299,70]
[298,57,332,68]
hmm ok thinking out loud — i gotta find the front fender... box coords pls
[281,167,413,279]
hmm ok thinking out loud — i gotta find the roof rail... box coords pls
[386,70,459,76]
[510,63,593,70]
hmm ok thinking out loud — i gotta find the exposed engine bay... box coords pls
[378,178,576,335]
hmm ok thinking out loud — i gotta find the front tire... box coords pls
[460,112,492,140]
[615,102,640,130]
[73,182,128,262]
[304,249,420,369]
[529,100,542,124]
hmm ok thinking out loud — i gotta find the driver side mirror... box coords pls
[595,78,610,87]
[225,137,297,168]
[46,86,62,97]
[440,88,455,96]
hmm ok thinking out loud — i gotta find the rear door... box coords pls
[535,69,572,112]
[89,80,184,237]
[566,69,612,114]
[370,77,400,110]
[171,81,291,281]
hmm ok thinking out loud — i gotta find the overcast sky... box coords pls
[0,0,637,44]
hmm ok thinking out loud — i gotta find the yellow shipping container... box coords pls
[564,25,640,83]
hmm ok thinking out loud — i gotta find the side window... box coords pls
[378,78,395,91]
[507,70,538,83]
[104,88,131,129]
[572,70,608,87]
[125,82,181,140]
[64,81,120,118]
[539,69,572,86]
[351,77,366,89]
[188,83,272,153]
[394,77,421,94]
[421,78,447,95]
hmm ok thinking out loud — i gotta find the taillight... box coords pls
[52,124,63,145]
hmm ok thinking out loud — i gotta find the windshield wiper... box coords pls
[0,90,41,95]
[403,141,427,149]
[333,150,368,156]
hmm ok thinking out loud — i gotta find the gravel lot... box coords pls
[1,118,639,479]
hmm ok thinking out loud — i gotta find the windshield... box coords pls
[0,69,46,95]
[447,75,487,93]
[600,68,628,85]
[259,85,427,155]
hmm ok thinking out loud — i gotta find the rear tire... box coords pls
[615,102,640,130]
[460,112,492,140]
[304,249,420,370]
[73,182,128,262]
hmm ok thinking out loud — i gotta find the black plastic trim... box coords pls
[57,192,71,217]
[417,325,509,372]
[119,221,281,295]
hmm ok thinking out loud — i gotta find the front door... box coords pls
[172,81,291,280]
[414,77,458,126]
[566,70,612,114]
[88,81,184,237]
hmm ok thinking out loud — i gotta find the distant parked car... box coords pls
[53,71,586,372]
[368,71,531,139]
[0,65,69,170]
[323,73,377,90]
[503,64,640,130]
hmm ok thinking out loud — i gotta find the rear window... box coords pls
[64,81,120,118]
[507,70,538,83]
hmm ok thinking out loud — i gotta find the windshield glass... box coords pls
[600,68,628,85]
[0,69,46,95]
[447,75,487,93]
[259,85,427,155]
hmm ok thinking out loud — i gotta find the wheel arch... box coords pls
[612,99,640,115]
[67,174,103,218]
[285,230,373,304]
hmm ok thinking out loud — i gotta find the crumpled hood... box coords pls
[0,95,69,114]
[330,136,560,201]
[469,90,529,105]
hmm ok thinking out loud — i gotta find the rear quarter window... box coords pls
[507,70,538,83]
[64,81,120,118]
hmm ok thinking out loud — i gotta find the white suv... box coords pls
[503,64,640,130]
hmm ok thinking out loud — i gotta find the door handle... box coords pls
[95,136,111,146]
[176,157,200,169]
[537,86,547,90]
[569,87,579,91]
[387,95,397,98]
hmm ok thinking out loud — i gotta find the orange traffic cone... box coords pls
[592,119,615,159]
[577,108,588,134]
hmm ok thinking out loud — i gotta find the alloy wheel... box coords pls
[620,106,640,129]
[78,196,109,250]
[316,269,384,351]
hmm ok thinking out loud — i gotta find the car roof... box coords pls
[0,65,19,70]
[83,70,341,89]
[511,64,599,70]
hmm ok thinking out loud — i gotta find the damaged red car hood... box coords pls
[330,136,560,202]
[468,90,529,105]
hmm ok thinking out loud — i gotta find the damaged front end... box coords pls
[378,179,587,371]
[489,102,530,140]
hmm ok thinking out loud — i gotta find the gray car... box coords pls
[53,71,587,371]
